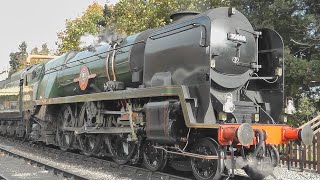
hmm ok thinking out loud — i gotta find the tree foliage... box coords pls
[9,42,28,76]
[29,44,50,66]
[55,2,105,55]
[222,0,319,118]
[108,0,228,35]
[8,42,51,76]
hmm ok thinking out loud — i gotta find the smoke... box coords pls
[225,154,277,179]
[244,154,277,179]
[79,34,99,49]
[98,27,126,44]
[79,26,127,51]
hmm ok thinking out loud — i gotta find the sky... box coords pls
[0,0,118,76]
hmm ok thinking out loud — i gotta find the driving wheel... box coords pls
[57,105,75,151]
[142,140,167,171]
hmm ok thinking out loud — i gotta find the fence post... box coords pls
[317,132,320,174]
[313,137,317,170]
[288,141,291,170]
[300,144,305,171]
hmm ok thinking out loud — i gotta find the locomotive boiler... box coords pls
[0,7,313,180]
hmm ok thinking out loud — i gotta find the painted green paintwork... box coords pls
[35,56,64,99]
[20,32,141,113]
[32,33,141,100]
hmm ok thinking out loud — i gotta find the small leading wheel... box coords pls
[142,140,167,171]
[105,134,136,164]
[79,134,102,156]
[190,138,223,180]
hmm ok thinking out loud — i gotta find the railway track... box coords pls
[0,175,6,180]
[0,137,193,180]
[0,141,88,180]
[0,137,250,180]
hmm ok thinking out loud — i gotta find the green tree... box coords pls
[108,0,228,35]
[39,44,49,55]
[9,42,28,76]
[224,0,318,67]
[55,0,228,52]
[30,47,39,55]
[29,44,51,66]
[288,95,317,127]
[290,0,319,60]
[225,0,319,121]
[284,48,310,97]
[56,2,105,55]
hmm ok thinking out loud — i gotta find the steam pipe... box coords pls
[253,129,265,157]
[268,144,280,167]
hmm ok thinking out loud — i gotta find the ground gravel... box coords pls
[0,140,134,180]
[0,152,59,180]
[234,166,320,180]
[1,138,320,180]
[266,166,320,180]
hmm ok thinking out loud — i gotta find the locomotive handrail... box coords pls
[258,48,282,54]
[150,23,198,39]
[149,23,208,47]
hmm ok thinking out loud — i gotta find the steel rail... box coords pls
[0,137,250,180]
[0,142,88,180]
[0,137,193,180]
[0,174,7,180]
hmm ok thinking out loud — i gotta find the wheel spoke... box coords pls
[105,134,136,165]
[79,134,102,156]
[57,105,75,151]
[190,138,222,180]
[142,140,167,171]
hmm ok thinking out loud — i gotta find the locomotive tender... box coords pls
[0,7,313,180]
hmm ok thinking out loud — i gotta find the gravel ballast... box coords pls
[0,152,59,180]
[267,166,320,180]
[1,138,320,180]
